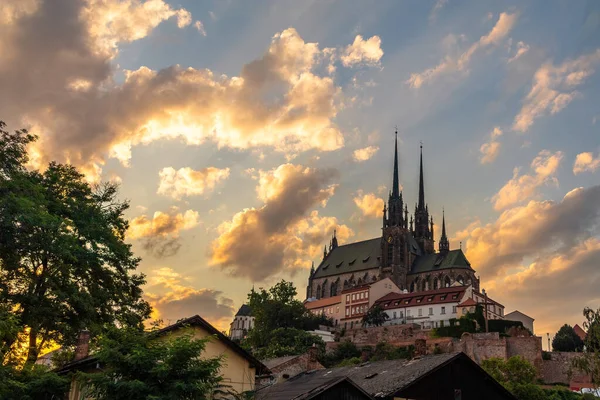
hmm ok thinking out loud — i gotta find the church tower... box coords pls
[439,209,449,254]
[413,145,435,254]
[381,130,410,289]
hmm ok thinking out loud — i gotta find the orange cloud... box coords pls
[479,127,503,164]
[145,267,234,331]
[353,191,384,218]
[492,150,563,210]
[209,164,354,281]
[407,12,517,88]
[513,49,600,132]
[128,209,200,258]
[157,166,230,200]
[352,146,379,162]
[573,151,600,175]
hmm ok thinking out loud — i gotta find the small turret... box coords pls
[323,245,328,260]
[332,229,338,249]
[310,261,315,277]
[439,208,449,254]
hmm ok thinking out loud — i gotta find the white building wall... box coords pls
[383,302,462,329]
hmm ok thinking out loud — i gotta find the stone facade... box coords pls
[262,348,324,384]
[539,352,591,386]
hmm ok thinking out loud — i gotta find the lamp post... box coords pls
[547,333,551,351]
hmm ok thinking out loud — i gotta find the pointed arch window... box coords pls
[444,276,451,288]
[316,285,321,299]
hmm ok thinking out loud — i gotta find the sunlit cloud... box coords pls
[353,191,384,218]
[193,20,206,36]
[479,127,503,164]
[508,41,530,63]
[352,146,379,162]
[573,151,600,175]
[341,35,384,67]
[406,12,517,88]
[157,166,230,200]
[492,150,563,210]
[512,49,600,132]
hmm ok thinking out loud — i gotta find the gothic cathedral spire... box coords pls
[414,143,434,254]
[385,129,404,228]
[418,143,425,209]
[392,130,400,198]
[439,208,449,254]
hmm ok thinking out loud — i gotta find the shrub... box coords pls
[337,357,361,367]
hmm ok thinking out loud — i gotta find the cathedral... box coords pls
[306,132,480,300]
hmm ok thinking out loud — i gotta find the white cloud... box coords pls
[479,127,503,164]
[512,49,600,132]
[406,12,517,89]
[573,152,600,175]
[157,167,230,200]
[353,191,384,218]
[193,20,206,36]
[508,41,530,63]
[341,35,384,67]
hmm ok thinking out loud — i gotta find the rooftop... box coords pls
[375,286,468,309]
[304,295,342,309]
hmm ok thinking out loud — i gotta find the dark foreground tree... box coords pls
[362,304,389,327]
[553,324,585,352]
[0,121,150,365]
[77,327,223,400]
[243,280,325,358]
[572,307,600,392]
[0,363,69,400]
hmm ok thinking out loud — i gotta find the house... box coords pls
[574,324,587,342]
[229,304,254,340]
[259,375,374,400]
[256,352,516,400]
[57,315,270,399]
[505,310,535,334]
[340,277,401,329]
[373,285,504,330]
[261,347,325,384]
[304,295,342,325]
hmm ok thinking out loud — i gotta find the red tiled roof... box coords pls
[304,295,341,310]
[458,298,477,307]
[374,286,467,309]
[573,324,587,341]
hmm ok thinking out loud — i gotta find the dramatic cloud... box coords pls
[353,191,384,218]
[479,127,503,164]
[492,150,563,210]
[512,49,600,132]
[465,185,600,282]
[508,41,530,63]
[0,1,386,180]
[429,0,448,22]
[352,146,379,162]
[128,209,200,258]
[209,164,354,281]
[341,35,384,67]
[145,267,235,330]
[573,151,600,175]
[157,166,230,200]
[406,12,517,88]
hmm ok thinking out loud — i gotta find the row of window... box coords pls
[346,304,367,316]
[390,306,458,319]
[474,297,504,316]
[346,291,369,303]
[319,306,340,315]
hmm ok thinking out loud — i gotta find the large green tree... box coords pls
[361,304,389,327]
[243,280,325,358]
[553,324,585,352]
[572,307,600,391]
[77,326,223,400]
[0,121,150,365]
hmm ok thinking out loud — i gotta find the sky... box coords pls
[1,0,600,350]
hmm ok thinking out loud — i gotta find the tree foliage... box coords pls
[77,326,223,400]
[553,324,585,352]
[0,121,150,365]
[361,304,388,327]
[243,280,325,358]
[572,307,600,391]
[0,363,69,400]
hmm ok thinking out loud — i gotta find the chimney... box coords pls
[74,330,91,361]
[308,343,318,363]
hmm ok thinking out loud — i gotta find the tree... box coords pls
[361,305,389,327]
[243,280,325,358]
[0,363,69,400]
[77,326,223,400]
[553,324,584,352]
[572,307,600,391]
[0,121,151,365]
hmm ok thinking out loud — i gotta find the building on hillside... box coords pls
[58,315,270,400]
[256,352,516,400]
[229,304,254,340]
[304,277,401,329]
[374,285,504,330]
[306,132,480,301]
[505,310,535,334]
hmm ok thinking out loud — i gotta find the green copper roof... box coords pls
[312,238,381,279]
[409,249,473,274]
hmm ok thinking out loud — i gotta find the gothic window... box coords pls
[321,284,326,299]
[421,280,427,292]
[433,277,439,290]
[372,275,377,282]
[357,278,363,285]
[456,275,464,285]
[410,281,415,292]
[343,280,349,289]
[316,285,321,299]
[444,276,451,288]
[387,244,393,264]
[330,282,337,296]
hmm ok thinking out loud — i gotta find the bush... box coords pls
[369,342,414,361]
[488,319,525,334]
[542,351,552,360]
[337,357,362,367]
[320,340,360,367]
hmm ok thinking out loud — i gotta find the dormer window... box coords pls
[440,295,446,300]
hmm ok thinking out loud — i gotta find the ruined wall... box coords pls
[338,323,428,346]
[458,333,507,364]
[506,336,542,369]
[539,352,589,385]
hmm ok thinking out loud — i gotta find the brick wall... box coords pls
[539,352,590,385]
[506,336,542,369]
[338,323,428,346]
